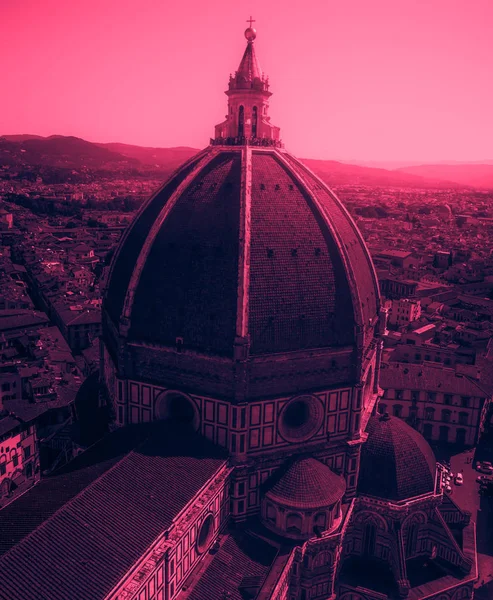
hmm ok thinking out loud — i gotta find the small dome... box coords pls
[266,457,346,509]
[358,414,437,501]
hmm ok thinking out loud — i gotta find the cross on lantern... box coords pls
[246,16,255,28]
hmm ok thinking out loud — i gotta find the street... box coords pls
[448,450,493,595]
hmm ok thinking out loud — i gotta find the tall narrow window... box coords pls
[286,513,302,534]
[363,523,376,556]
[238,105,244,137]
[252,106,258,137]
[406,524,419,557]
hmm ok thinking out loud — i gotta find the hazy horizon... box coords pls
[1,0,491,164]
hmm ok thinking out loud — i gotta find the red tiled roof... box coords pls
[358,414,436,501]
[0,416,21,438]
[0,423,227,600]
[265,457,346,509]
[379,362,486,397]
[186,532,278,600]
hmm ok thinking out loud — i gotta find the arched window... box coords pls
[266,504,277,524]
[405,523,419,557]
[252,106,258,137]
[238,105,245,137]
[1,478,10,498]
[425,407,435,420]
[393,404,403,418]
[378,403,387,415]
[314,512,326,530]
[363,523,376,556]
[439,425,449,442]
[441,409,451,423]
[286,513,303,534]
[456,428,466,445]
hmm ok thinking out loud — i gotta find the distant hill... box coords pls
[0,135,139,171]
[3,134,47,142]
[395,164,493,189]
[97,142,199,174]
[301,158,462,189]
[0,134,480,189]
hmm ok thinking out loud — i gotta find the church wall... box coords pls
[165,476,230,599]
[108,372,369,515]
[379,385,485,447]
[109,466,230,600]
[108,374,375,451]
[103,346,377,521]
[337,586,388,600]
[269,549,297,600]
[121,342,359,400]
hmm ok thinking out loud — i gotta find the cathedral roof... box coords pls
[103,24,380,398]
[265,457,346,509]
[358,413,437,502]
[0,423,227,600]
[104,147,379,359]
[187,532,278,600]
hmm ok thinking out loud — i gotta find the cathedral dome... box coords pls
[358,413,437,501]
[102,28,380,400]
[262,457,346,539]
[265,457,346,509]
[104,149,378,355]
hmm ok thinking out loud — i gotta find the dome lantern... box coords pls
[213,21,282,146]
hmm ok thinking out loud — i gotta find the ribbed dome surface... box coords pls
[104,147,379,360]
[358,414,437,501]
[265,457,346,509]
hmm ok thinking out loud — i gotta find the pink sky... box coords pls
[1,0,492,162]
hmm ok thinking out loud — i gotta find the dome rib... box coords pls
[129,151,243,355]
[265,457,346,509]
[120,149,221,324]
[104,149,209,324]
[358,414,437,502]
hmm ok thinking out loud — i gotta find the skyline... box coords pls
[1,0,492,163]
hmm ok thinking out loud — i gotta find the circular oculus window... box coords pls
[196,513,215,554]
[154,390,200,431]
[278,395,324,443]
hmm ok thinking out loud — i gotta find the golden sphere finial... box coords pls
[245,27,257,42]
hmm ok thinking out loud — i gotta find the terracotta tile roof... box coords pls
[265,457,346,509]
[105,154,204,323]
[0,423,227,600]
[0,309,49,333]
[249,153,354,353]
[358,414,437,501]
[0,416,21,438]
[186,532,278,600]
[379,362,486,397]
[338,555,398,596]
[282,153,380,341]
[129,152,241,356]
